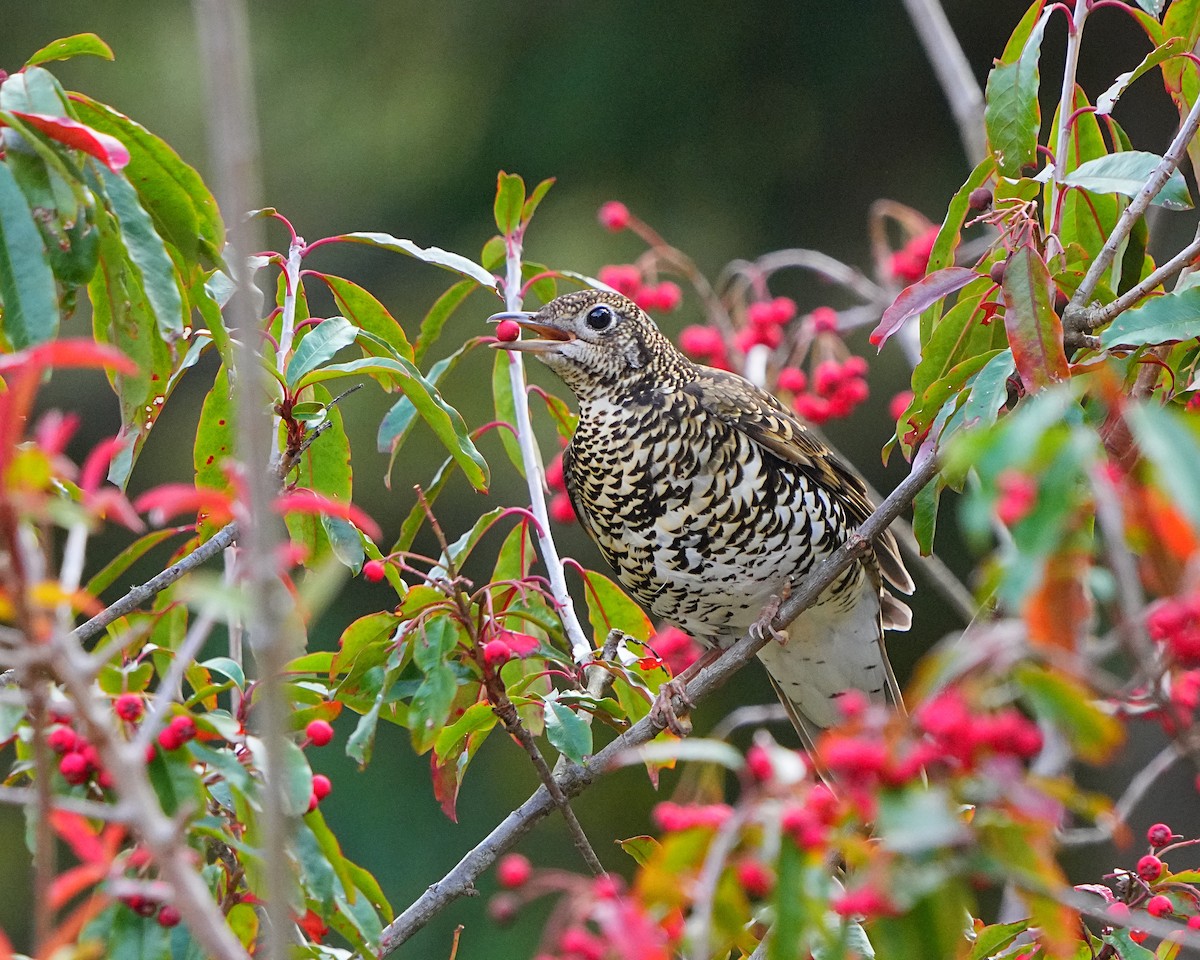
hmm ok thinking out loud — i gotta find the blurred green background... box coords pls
[3,2,1194,956]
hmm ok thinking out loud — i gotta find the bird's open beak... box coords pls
[488,311,576,353]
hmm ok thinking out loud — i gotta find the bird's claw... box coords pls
[650,677,694,736]
[749,593,789,645]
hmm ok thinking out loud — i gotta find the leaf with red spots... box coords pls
[1001,245,1069,390]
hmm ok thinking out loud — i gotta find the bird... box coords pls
[493,289,914,748]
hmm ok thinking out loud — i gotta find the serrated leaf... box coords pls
[1063,151,1192,209]
[25,33,115,67]
[494,171,525,235]
[873,266,977,349]
[1099,286,1200,348]
[1002,244,1069,390]
[984,9,1050,176]
[0,158,58,347]
[544,698,592,764]
[334,231,497,289]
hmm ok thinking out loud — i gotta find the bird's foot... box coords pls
[649,677,694,737]
[749,592,790,645]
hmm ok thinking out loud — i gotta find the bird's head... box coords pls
[491,290,684,399]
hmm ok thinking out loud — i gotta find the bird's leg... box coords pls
[648,647,723,737]
[748,585,791,645]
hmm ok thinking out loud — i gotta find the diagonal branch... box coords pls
[374,452,940,957]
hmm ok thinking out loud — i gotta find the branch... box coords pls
[1064,92,1200,334]
[1060,742,1182,847]
[900,0,987,165]
[374,452,940,956]
[499,232,592,662]
[1048,0,1090,227]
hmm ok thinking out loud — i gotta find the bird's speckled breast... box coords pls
[563,384,859,646]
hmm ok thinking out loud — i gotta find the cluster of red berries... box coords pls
[156,713,197,751]
[1147,594,1200,667]
[889,226,938,283]
[597,265,683,314]
[734,296,799,351]
[50,693,151,787]
[546,452,576,526]
[913,688,1043,772]
[784,356,869,425]
[120,893,181,928]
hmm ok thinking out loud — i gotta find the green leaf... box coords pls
[616,835,660,867]
[334,231,497,289]
[70,95,224,265]
[284,384,352,564]
[85,525,187,596]
[415,278,476,367]
[1099,285,1200,348]
[96,166,185,338]
[521,176,556,224]
[410,661,457,755]
[193,364,235,541]
[286,316,358,386]
[433,701,497,758]
[1097,37,1187,114]
[984,8,1050,177]
[1103,929,1157,959]
[200,657,246,690]
[869,885,974,960]
[494,171,526,235]
[968,920,1028,960]
[378,337,480,464]
[25,33,115,67]
[1013,663,1124,763]
[302,354,489,491]
[1133,0,1165,17]
[0,158,59,347]
[319,273,413,365]
[543,697,592,764]
[1002,244,1069,390]
[1063,151,1192,210]
[323,516,365,571]
[492,348,527,477]
[911,478,942,555]
[956,349,1016,431]
[582,570,653,644]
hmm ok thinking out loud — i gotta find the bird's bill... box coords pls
[488,312,576,353]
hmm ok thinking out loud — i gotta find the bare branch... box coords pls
[1060,743,1182,847]
[375,452,940,956]
[901,0,987,165]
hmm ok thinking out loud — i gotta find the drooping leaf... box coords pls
[984,7,1050,176]
[85,525,189,597]
[332,232,497,289]
[24,34,115,67]
[1099,285,1200,348]
[0,159,58,348]
[1063,151,1192,210]
[2,111,129,171]
[872,267,977,349]
[1014,664,1123,763]
[1002,245,1069,390]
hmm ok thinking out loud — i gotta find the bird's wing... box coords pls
[683,366,914,597]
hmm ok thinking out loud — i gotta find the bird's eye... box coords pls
[585,305,614,331]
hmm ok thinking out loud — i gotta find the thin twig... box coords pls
[500,229,592,662]
[1049,0,1089,226]
[0,785,134,820]
[374,453,939,956]
[900,0,987,165]
[1060,742,1182,847]
[1078,231,1200,336]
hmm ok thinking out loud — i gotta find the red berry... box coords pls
[653,281,682,313]
[483,640,513,667]
[995,471,1037,526]
[495,319,521,343]
[842,355,868,378]
[307,792,320,813]
[597,264,642,297]
[545,455,566,492]
[771,297,798,324]
[809,306,839,333]
[157,728,183,751]
[678,325,725,359]
[968,187,993,212]
[305,719,334,747]
[734,324,782,352]
[776,367,808,394]
[157,905,181,927]
[1188,915,1200,930]
[736,859,774,899]
[362,559,387,582]
[794,394,832,424]
[745,744,774,783]
[97,769,115,790]
[747,301,780,328]
[1147,823,1173,847]
[114,693,144,722]
[1137,854,1164,882]
[169,714,196,742]
[549,494,576,524]
[47,725,78,754]
[1130,930,1149,944]
[592,874,623,899]
[1146,895,1172,917]
[889,390,915,422]
[312,773,332,800]
[813,360,843,398]
[59,751,90,785]
[123,894,157,917]
[1106,902,1131,923]
[597,201,631,232]
[832,886,895,918]
[497,853,533,889]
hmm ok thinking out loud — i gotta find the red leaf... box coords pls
[430,750,460,822]
[871,267,978,349]
[48,811,106,864]
[134,483,234,526]
[0,339,136,376]
[5,111,130,171]
[274,490,382,542]
[1001,245,1070,390]
[49,862,107,910]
